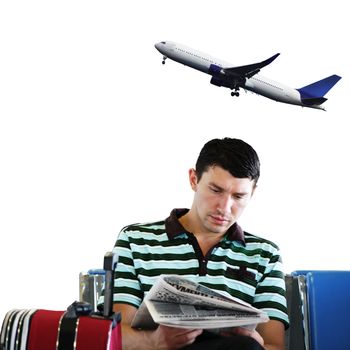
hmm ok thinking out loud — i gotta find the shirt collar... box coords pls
[165,208,246,246]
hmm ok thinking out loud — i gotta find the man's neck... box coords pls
[179,210,226,255]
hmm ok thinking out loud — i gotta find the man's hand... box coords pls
[115,302,203,350]
[218,319,285,350]
[219,327,264,347]
[150,325,203,349]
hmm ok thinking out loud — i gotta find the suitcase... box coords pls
[0,252,121,350]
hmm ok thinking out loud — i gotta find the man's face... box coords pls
[189,165,256,235]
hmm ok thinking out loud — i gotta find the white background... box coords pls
[0,0,349,321]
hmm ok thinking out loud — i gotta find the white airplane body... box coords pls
[155,41,341,110]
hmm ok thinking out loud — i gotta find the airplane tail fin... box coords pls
[297,74,341,106]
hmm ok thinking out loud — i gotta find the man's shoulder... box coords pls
[243,231,280,250]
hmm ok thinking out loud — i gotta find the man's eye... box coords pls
[233,194,245,200]
[210,187,220,193]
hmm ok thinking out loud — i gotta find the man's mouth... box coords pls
[210,215,228,225]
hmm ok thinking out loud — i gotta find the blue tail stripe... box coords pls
[297,74,341,99]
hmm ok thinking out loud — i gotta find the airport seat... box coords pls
[292,270,350,350]
[80,271,305,350]
[79,269,105,312]
[81,269,350,350]
[284,274,307,350]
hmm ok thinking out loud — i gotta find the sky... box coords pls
[0,0,349,321]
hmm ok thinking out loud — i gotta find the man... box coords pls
[109,138,289,350]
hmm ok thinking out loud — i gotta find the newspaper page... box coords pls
[131,275,269,330]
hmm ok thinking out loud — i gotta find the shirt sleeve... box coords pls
[112,228,144,308]
[253,246,290,329]
[97,227,144,309]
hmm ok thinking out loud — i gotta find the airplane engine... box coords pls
[210,76,224,87]
[208,64,224,76]
[210,76,232,89]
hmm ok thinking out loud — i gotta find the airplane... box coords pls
[154,41,341,110]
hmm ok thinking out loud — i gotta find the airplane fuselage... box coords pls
[155,41,340,110]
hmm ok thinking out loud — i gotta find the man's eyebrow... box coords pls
[208,182,224,190]
[234,191,249,197]
[209,182,249,196]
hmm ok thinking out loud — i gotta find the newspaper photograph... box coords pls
[131,275,269,330]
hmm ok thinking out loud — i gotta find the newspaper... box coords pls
[131,275,269,330]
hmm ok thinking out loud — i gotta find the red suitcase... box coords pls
[1,252,121,350]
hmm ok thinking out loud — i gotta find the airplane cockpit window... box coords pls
[161,41,166,44]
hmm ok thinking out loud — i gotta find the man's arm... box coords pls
[220,320,285,350]
[256,320,285,350]
[113,303,203,350]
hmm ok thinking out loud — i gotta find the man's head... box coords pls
[195,137,260,187]
[186,138,260,236]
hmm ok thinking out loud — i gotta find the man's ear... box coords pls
[189,168,198,191]
[251,183,258,197]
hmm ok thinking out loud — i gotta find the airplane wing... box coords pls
[224,53,280,79]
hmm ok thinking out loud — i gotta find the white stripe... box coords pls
[214,248,271,266]
[134,259,198,269]
[129,243,192,254]
[254,292,287,305]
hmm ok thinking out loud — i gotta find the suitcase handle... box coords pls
[103,252,118,317]
[65,301,93,318]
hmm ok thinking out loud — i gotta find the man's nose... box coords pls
[217,195,233,213]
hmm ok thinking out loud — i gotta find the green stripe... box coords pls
[133,252,195,261]
[113,286,143,298]
[117,256,135,266]
[207,268,257,287]
[136,267,199,277]
[256,285,286,295]
[125,224,165,234]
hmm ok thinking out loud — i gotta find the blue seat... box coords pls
[292,270,350,350]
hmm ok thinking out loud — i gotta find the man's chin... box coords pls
[206,224,230,235]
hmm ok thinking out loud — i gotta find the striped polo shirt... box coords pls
[112,208,289,328]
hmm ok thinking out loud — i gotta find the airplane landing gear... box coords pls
[162,56,167,64]
[230,85,240,97]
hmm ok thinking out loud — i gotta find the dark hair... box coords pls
[195,138,260,184]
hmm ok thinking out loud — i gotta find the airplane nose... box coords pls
[154,42,162,52]
[155,41,169,54]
